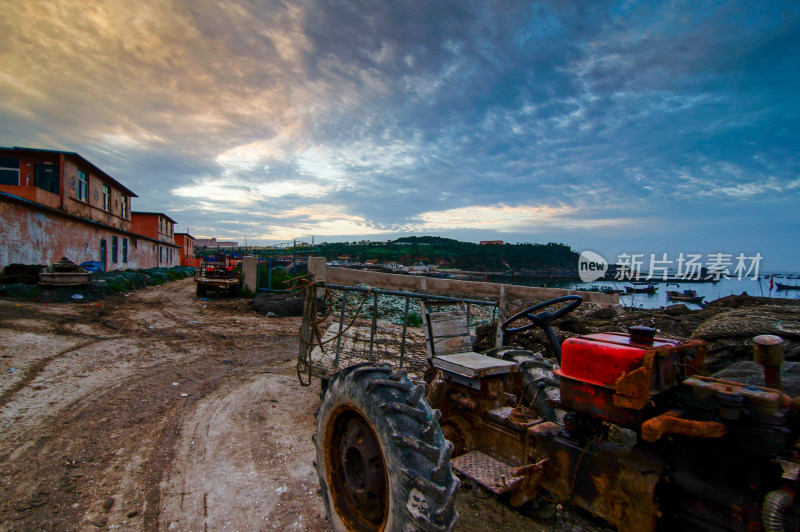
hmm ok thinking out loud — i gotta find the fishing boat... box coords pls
[576,285,602,292]
[625,283,657,294]
[666,289,705,303]
[599,285,625,294]
[776,282,800,290]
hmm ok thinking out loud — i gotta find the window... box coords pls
[120,194,127,218]
[122,238,128,263]
[34,164,59,194]
[77,170,88,201]
[0,157,19,185]
[159,218,163,233]
[102,184,110,211]
[112,236,118,263]
[100,239,107,269]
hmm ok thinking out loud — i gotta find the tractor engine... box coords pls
[432,323,800,532]
[544,326,800,531]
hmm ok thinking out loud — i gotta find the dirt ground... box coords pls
[0,278,603,531]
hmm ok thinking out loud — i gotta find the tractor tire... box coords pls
[314,362,459,532]
[196,283,207,298]
[486,348,563,423]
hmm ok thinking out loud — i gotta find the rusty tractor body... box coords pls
[194,253,239,297]
[298,274,800,532]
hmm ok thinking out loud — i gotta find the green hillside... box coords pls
[317,237,577,271]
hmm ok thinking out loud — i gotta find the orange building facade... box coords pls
[0,147,179,271]
[174,233,199,267]
[131,212,180,268]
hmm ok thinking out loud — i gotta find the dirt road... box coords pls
[0,279,593,531]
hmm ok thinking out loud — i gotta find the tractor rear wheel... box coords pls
[314,363,459,532]
[196,283,207,298]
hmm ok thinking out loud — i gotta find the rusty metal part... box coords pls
[754,334,785,391]
[509,459,548,507]
[448,393,477,410]
[326,406,388,530]
[559,335,707,428]
[450,450,524,495]
[425,369,447,409]
[640,410,726,442]
[441,415,474,456]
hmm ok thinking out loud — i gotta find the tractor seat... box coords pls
[432,352,517,379]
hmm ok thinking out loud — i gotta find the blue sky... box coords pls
[1,1,798,269]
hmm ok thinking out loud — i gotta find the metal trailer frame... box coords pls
[297,282,500,381]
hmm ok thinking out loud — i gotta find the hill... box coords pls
[317,236,578,271]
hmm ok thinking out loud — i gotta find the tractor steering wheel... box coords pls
[501,295,583,333]
[500,296,583,362]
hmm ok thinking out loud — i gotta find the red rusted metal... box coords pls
[641,410,727,442]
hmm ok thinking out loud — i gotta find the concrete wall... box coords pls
[308,257,618,314]
[241,255,258,293]
[1,195,159,270]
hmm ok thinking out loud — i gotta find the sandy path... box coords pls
[0,278,597,531]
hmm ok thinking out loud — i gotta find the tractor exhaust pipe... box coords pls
[753,335,785,391]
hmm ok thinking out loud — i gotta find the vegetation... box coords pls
[258,264,305,290]
[317,236,578,271]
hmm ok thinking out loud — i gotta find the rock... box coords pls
[252,293,305,317]
[585,306,617,320]
[555,317,589,334]
[103,497,114,511]
[665,304,691,316]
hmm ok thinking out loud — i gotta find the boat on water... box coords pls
[576,285,602,292]
[599,285,625,295]
[577,285,626,295]
[776,282,800,290]
[666,289,705,303]
[625,284,657,294]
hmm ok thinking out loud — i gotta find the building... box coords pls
[195,237,239,249]
[174,233,198,267]
[131,212,180,267]
[0,146,176,271]
[480,240,504,245]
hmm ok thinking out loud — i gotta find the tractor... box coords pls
[299,281,800,532]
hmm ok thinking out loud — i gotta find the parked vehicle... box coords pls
[298,269,800,532]
[194,253,239,297]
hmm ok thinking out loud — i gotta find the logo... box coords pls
[578,251,608,282]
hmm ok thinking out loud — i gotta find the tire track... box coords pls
[0,336,115,409]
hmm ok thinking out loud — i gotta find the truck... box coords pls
[297,267,800,532]
[194,253,240,297]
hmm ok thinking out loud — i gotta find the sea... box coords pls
[489,273,800,310]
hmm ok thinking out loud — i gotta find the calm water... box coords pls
[492,274,800,309]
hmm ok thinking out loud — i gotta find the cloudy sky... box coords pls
[1,1,798,269]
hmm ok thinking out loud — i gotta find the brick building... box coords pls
[131,212,180,268]
[174,233,198,267]
[0,146,179,271]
